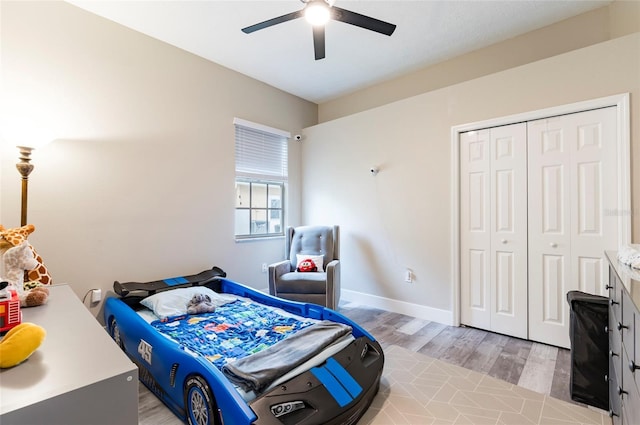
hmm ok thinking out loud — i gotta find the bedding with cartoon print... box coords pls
[151,298,317,368]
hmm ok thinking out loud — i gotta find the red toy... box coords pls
[0,284,22,334]
[296,258,318,272]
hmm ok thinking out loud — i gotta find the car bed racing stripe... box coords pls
[325,357,362,399]
[311,365,352,407]
[311,357,363,407]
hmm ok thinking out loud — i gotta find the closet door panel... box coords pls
[570,107,618,297]
[460,130,491,330]
[528,107,617,348]
[490,124,528,339]
[528,117,572,348]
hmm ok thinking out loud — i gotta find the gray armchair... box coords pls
[268,225,340,309]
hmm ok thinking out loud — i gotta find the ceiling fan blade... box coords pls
[330,6,396,36]
[241,10,304,34]
[313,25,326,60]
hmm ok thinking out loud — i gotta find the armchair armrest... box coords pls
[325,259,341,309]
[268,260,292,296]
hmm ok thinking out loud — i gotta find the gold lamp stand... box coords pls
[16,146,35,226]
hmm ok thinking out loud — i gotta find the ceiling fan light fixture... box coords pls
[242,0,396,60]
[304,1,330,26]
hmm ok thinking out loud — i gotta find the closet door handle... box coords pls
[550,242,558,248]
[501,239,507,244]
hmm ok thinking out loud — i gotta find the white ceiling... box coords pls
[67,0,610,104]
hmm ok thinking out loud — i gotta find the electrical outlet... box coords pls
[261,263,268,273]
[404,269,413,283]
[91,289,102,303]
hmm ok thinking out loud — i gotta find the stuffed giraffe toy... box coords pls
[2,241,49,307]
[0,224,52,307]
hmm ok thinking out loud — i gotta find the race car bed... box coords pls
[104,267,384,425]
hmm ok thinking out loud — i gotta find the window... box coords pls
[234,118,289,239]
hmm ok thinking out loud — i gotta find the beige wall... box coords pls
[302,33,640,319]
[0,1,317,310]
[319,0,640,123]
[1,1,638,324]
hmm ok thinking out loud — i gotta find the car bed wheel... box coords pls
[109,318,124,350]
[185,375,218,425]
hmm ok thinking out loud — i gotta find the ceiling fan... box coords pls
[241,0,397,60]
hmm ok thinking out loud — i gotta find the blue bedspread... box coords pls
[151,299,316,369]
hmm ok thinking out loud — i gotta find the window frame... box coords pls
[233,118,290,240]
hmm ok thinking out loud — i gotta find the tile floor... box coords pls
[359,345,610,425]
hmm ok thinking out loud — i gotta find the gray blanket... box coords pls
[222,320,352,393]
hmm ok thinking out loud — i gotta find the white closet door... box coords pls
[489,124,528,339]
[528,107,617,348]
[460,129,491,331]
[570,108,618,297]
[460,124,528,338]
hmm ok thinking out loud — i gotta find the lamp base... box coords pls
[16,146,34,226]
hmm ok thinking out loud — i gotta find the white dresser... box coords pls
[0,284,138,424]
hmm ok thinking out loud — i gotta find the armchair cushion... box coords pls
[276,272,330,294]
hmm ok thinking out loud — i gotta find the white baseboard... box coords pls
[340,289,454,326]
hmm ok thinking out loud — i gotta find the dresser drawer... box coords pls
[622,290,635,345]
[609,355,622,424]
[630,306,640,393]
[610,308,622,379]
[622,349,640,425]
[609,267,622,322]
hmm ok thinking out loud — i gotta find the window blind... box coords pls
[234,118,289,182]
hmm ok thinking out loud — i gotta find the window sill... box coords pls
[235,235,285,243]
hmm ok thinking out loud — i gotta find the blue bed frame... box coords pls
[104,271,384,425]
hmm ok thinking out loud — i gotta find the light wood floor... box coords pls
[138,301,578,424]
[339,301,574,404]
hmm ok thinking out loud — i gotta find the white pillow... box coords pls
[140,286,236,320]
[295,254,325,272]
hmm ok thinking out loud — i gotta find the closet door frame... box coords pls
[451,93,631,328]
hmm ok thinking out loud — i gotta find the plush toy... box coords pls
[2,241,49,307]
[0,224,52,307]
[186,293,217,315]
[296,258,318,272]
[0,322,46,368]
